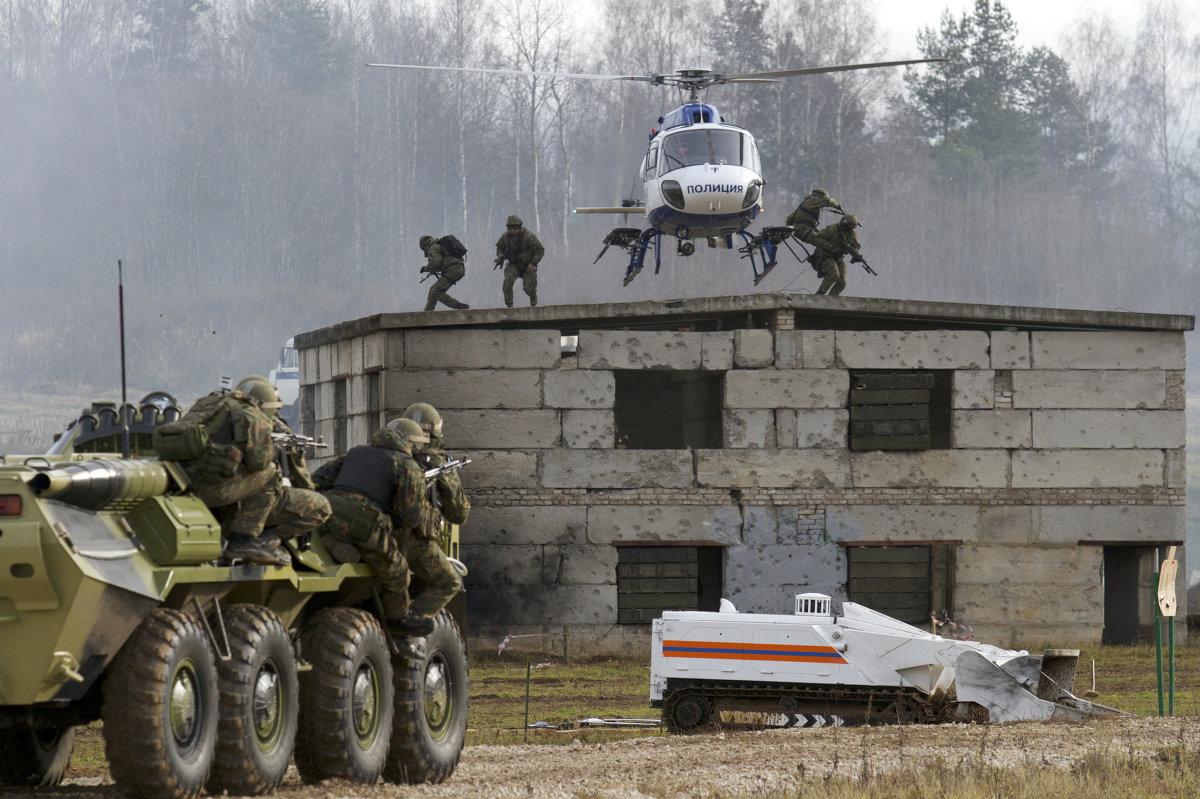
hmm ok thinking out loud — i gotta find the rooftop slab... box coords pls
[294,294,1194,348]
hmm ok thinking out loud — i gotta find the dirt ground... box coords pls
[45,716,1200,799]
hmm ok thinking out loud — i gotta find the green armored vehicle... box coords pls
[0,394,469,798]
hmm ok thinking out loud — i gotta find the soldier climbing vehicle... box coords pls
[0,393,468,798]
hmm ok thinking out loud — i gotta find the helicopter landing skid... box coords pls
[738,226,804,285]
[592,227,663,286]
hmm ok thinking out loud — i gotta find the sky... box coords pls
[866,0,1143,58]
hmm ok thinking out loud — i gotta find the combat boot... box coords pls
[222,533,292,567]
[391,610,435,637]
[321,533,362,564]
[453,301,470,310]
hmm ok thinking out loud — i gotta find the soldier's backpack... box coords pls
[437,234,468,258]
[152,391,239,462]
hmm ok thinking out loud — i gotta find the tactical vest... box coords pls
[332,445,398,508]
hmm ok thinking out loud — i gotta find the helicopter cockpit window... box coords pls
[662,130,745,174]
[643,143,660,180]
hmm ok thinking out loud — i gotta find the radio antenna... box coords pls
[118,260,130,458]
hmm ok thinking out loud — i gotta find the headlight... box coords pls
[742,182,762,209]
[662,180,685,209]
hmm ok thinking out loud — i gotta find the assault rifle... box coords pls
[419,268,443,283]
[271,430,329,449]
[850,250,878,276]
[424,457,471,482]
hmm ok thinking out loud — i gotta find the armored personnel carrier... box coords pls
[0,394,468,798]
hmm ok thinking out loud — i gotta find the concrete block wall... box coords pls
[301,325,1187,651]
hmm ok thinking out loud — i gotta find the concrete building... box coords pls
[293,294,1192,652]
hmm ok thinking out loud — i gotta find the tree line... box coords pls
[1,0,1198,400]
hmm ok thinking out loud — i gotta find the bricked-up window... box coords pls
[845,545,955,626]
[848,370,952,451]
[614,370,723,449]
[616,545,723,624]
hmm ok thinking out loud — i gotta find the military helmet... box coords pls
[840,214,860,227]
[403,402,443,437]
[236,375,283,410]
[506,214,523,228]
[419,234,434,250]
[811,188,829,197]
[387,417,430,446]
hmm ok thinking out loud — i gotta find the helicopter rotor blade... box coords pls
[717,57,946,83]
[366,62,658,83]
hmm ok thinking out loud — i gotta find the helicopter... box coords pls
[367,59,942,286]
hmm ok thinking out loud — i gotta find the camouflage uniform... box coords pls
[407,439,467,621]
[786,188,841,246]
[495,215,545,307]
[809,216,863,297]
[313,427,428,619]
[254,416,331,540]
[420,236,469,311]
[180,390,280,539]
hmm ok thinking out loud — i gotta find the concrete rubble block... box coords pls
[733,329,775,367]
[467,584,618,629]
[543,370,615,408]
[318,344,334,383]
[952,410,1032,449]
[725,543,845,613]
[461,505,586,545]
[1013,370,1167,409]
[743,505,787,546]
[1013,449,1165,488]
[439,409,560,449]
[563,410,615,448]
[315,381,335,421]
[1167,447,1185,488]
[1031,330,1185,369]
[825,504,981,544]
[546,544,619,585]
[586,504,744,545]
[836,330,990,369]
[313,419,336,453]
[1034,505,1185,544]
[347,414,370,446]
[334,339,354,377]
[956,544,1101,589]
[542,449,693,489]
[696,449,851,488]
[383,330,406,369]
[795,409,849,448]
[774,330,800,369]
[989,330,1030,369]
[851,450,1007,488]
[725,369,847,409]
[455,450,539,489]
[383,369,542,410]
[300,346,319,384]
[576,330,703,370]
[1032,409,1184,448]
[461,544,545,587]
[404,329,561,369]
[953,370,995,408]
[978,506,1037,544]
[701,331,734,370]
[362,332,385,371]
[347,375,367,415]
[1166,371,1185,409]
[723,409,776,448]
[775,410,798,447]
[800,330,836,368]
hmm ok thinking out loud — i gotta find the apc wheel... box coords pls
[0,724,75,786]
[295,608,393,784]
[886,695,931,725]
[383,611,469,784]
[663,692,711,734]
[207,605,298,795]
[102,608,218,799]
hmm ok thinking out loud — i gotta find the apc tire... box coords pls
[383,610,469,784]
[207,605,298,796]
[0,724,75,786]
[295,608,393,784]
[102,608,219,799]
[663,692,712,734]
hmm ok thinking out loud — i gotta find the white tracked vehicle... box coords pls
[651,593,1125,732]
